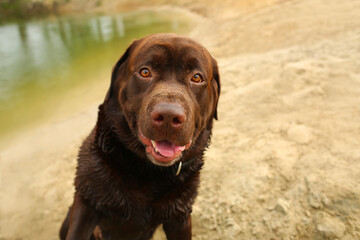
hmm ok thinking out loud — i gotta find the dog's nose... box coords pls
[151,102,186,130]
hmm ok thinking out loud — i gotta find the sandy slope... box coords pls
[1,0,360,239]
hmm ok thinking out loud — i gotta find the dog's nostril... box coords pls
[172,115,185,126]
[151,112,164,125]
[155,115,164,122]
[173,117,181,125]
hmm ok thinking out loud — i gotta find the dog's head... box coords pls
[99,34,220,167]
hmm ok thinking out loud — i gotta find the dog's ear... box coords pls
[104,40,138,102]
[211,58,221,120]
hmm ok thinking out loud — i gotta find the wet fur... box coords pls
[60,34,220,240]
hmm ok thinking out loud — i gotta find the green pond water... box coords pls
[0,11,192,139]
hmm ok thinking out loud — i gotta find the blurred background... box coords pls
[1,1,360,240]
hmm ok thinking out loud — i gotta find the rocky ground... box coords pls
[1,0,360,239]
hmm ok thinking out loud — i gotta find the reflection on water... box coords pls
[0,11,191,138]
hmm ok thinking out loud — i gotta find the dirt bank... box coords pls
[1,0,360,239]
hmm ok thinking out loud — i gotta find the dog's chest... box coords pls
[85,169,192,218]
[96,180,191,239]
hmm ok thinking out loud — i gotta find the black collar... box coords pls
[174,157,197,176]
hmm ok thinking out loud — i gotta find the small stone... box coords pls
[321,196,332,206]
[274,198,290,214]
[257,194,266,202]
[309,196,321,209]
[313,212,346,239]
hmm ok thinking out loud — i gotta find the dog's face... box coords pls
[104,34,220,166]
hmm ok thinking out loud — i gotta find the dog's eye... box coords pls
[139,68,151,78]
[191,74,203,83]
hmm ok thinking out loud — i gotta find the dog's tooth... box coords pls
[151,140,157,151]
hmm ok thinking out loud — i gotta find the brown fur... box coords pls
[59,34,220,240]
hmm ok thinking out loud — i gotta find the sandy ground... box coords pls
[1,0,360,239]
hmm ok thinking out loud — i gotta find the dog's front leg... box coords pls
[163,215,192,240]
[65,193,99,240]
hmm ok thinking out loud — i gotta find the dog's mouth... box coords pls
[139,130,191,166]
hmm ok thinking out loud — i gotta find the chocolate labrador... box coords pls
[59,33,220,240]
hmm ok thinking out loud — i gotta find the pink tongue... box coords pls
[155,141,185,158]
